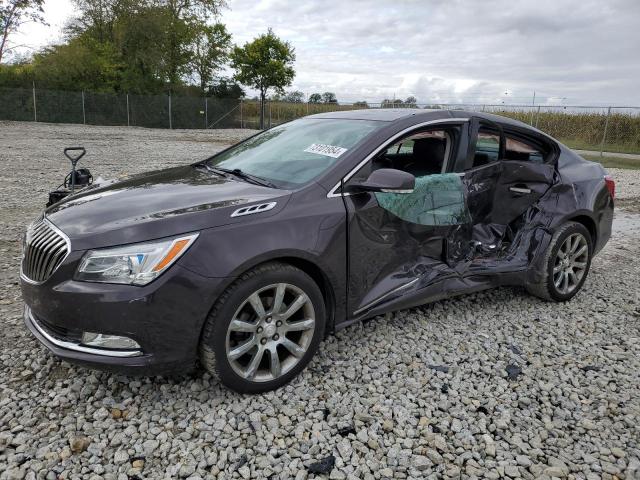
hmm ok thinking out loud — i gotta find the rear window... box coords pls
[504,136,546,163]
[470,127,551,168]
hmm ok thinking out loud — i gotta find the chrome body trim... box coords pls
[25,306,143,358]
[231,201,277,217]
[20,217,71,285]
[379,188,414,194]
[509,187,532,194]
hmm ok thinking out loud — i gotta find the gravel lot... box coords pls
[1,121,639,480]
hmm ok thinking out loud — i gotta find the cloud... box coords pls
[14,0,640,106]
[222,0,640,105]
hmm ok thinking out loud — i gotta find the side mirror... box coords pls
[347,168,415,194]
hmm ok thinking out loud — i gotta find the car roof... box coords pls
[306,108,538,132]
[307,108,444,122]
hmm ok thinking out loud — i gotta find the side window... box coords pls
[374,129,451,178]
[504,136,546,163]
[385,139,414,155]
[471,128,500,168]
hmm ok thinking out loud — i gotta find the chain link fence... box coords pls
[1,87,639,155]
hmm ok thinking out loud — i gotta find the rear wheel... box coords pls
[200,263,325,393]
[527,221,592,301]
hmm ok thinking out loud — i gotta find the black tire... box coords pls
[199,262,326,394]
[527,221,592,302]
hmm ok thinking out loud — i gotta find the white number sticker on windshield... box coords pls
[304,143,348,158]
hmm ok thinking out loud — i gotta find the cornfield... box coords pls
[239,101,640,154]
[484,107,640,154]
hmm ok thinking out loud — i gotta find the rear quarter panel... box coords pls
[554,146,613,254]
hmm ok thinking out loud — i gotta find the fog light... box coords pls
[81,332,141,350]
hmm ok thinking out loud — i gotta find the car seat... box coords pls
[409,138,445,176]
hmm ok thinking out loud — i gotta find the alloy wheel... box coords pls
[225,283,316,383]
[553,232,589,295]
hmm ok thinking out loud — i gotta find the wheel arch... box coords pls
[567,214,597,247]
[199,250,339,342]
[270,256,337,335]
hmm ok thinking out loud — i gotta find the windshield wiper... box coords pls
[194,163,228,178]
[214,167,278,189]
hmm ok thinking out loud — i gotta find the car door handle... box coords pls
[509,186,532,194]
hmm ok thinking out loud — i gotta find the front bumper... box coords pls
[21,257,227,376]
[25,305,142,357]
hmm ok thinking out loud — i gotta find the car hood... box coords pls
[45,165,290,251]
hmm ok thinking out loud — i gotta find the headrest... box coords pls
[413,137,445,161]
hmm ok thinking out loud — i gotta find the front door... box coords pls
[343,123,470,316]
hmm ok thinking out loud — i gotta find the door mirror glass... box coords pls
[347,168,415,194]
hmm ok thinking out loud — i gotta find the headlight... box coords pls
[76,233,198,285]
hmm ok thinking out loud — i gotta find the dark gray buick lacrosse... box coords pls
[21,109,614,393]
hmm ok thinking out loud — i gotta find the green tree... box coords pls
[230,28,295,129]
[405,96,417,106]
[190,22,231,93]
[31,36,122,91]
[0,0,234,95]
[322,91,337,103]
[113,4,171,93]
[382,98,402,108]
[1,0,47,63]
[308,92,322,103]
[70,0,125,43]
[353,100,368,108]
[282,90,303,103]
[0,59,34,87]
[155,0,226,90]
[208,76,243,98]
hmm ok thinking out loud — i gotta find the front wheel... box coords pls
[527,221,592,301]
[200,263,325,393]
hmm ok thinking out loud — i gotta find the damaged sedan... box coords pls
[21,109,614,393]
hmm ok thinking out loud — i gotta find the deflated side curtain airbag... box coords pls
[374,173,470,226]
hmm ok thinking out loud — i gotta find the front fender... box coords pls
[177,192,348,329]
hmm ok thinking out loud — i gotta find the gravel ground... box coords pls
[1,121,639,480]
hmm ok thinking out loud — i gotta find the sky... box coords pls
[11,0,640,106]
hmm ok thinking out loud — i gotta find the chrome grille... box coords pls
[21,218,70,283]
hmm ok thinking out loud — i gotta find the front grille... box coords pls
[22,218,70,283]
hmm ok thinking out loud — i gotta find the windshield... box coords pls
[207,118,383,188]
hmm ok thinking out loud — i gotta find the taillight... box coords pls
[604,175,615,200]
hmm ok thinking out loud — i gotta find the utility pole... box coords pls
[600,106,612,157]
[530,91,536,125]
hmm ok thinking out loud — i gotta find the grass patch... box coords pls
[560,140,640,155]
[581,154,640,170]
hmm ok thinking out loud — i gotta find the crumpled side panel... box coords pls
[375,173,470,226]
[347,160,586,320]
